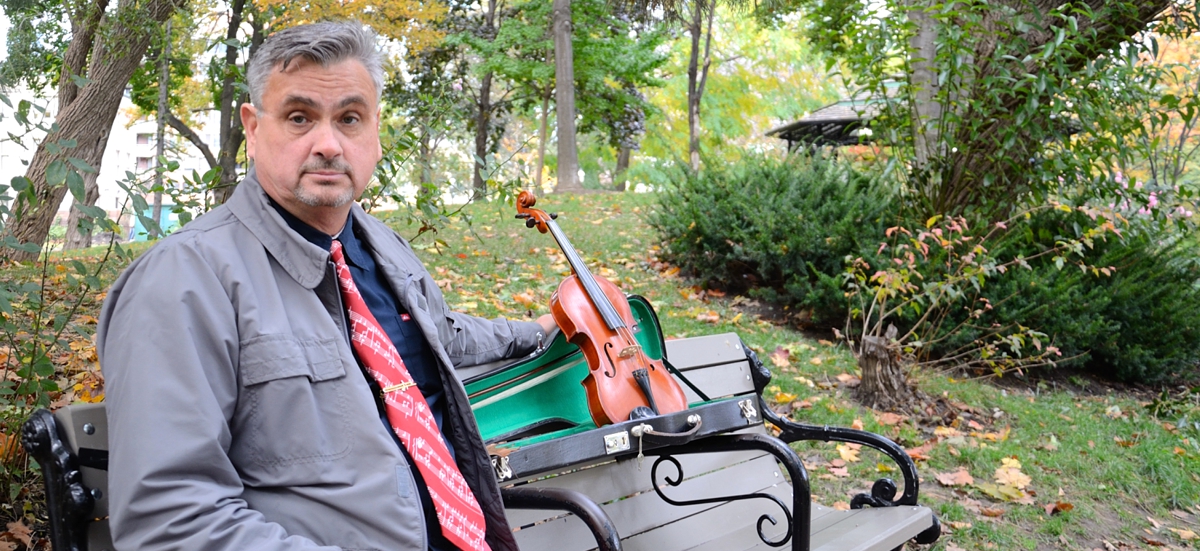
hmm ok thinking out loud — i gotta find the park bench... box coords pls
[23,331,940,551]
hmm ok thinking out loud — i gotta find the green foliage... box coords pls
[0,0,69,91]
[128,16,199,115]
[634,8,842,187]
[649,152,897,325]
[767,0,1196,217]
[929,210,1200,383]
[0,92,134,504]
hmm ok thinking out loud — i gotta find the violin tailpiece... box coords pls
[632,368,660,415]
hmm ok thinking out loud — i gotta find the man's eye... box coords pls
[289,115,309,124]
[341,115,360,125]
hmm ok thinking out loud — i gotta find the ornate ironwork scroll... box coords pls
[650,455,792,547]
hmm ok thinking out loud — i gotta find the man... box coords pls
[98,21,555,551]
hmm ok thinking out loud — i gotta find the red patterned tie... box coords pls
[330,240,490,551]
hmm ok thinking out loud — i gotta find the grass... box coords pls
[1,190,1198,550]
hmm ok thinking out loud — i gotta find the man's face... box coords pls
[242,58,382,230]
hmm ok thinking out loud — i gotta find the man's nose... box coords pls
[311,121,344,159]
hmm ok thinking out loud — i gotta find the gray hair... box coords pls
[246,21,384,108]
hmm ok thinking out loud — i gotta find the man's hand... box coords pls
[536,314,558,336]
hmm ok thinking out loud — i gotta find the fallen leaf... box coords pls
[809,356,823,365]
[1044,502,1074,515]
[851,418,864,431]
[1141,536,1167,546]
[934,426,963,438]
[5,520,31,547]
[876,462,895,473]
[980,507,1005,517]
[1169,528,1197,541]
[828,466,850,478]
[876,412,906,426]
[1147,516,1161,529]
[773,392,797,404]
[829,458,846,468]
[818,339,835,346]
[1105,405,1124,419]
[832,501,850,511]
[835,373,860,387]
[695,311,720,323]
[837,443,861,463]
[769,347,791,368]
[935,467,975,487]
[995,465,1032,489]
[906,440,935,461]
[947,521,973,531]
[967,420,984,430]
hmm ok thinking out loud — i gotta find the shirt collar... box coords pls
[267,199,371,268]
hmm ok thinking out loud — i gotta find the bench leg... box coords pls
[501,486,623,551]
[646,432,811,551]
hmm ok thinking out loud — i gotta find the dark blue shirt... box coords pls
[270,202,457,551]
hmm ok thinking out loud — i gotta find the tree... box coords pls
[128,0,264,208]
[767,0,1183,216]
[684,0,716,171]
[551,0,583,192]
[2,0,187,261]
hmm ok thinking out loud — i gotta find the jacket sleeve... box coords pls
[389,238,543,367]
[97,240,340,551]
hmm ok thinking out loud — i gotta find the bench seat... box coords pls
[23,332,939,551]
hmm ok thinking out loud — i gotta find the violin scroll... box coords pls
[515,191,556,234]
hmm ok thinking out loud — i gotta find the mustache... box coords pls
[301,159,352,174]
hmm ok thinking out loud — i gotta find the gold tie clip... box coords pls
[382,381,417,394]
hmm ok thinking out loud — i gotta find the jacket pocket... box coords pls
[236,335,353,473]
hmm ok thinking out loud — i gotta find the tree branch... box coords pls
[166,112,218,170]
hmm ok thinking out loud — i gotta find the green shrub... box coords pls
[649,152,898,326]
[930,210,1200,384]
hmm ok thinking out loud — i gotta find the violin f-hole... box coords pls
[602,343,620,378]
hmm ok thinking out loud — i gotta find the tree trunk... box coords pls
[213,0,252,205]
[552,0,582,193]
[4,0,185,262]
[474,70,494,196]
[686,0,715,172]
[534,85,551,194]
[61,167,103,250]
[907,2,940,171]
[152,20,172,238]
[614,146,630,192]
[854,332,919,412]
[471,0,499,198]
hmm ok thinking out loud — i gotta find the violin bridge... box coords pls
[618,345,640,359]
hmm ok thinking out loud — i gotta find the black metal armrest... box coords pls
[22,408,95,551]
[741,343,941,546]
[501,486,622,551]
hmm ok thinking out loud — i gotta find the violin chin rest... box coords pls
[628,406,656,421]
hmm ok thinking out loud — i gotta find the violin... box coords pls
[516,191,688,426]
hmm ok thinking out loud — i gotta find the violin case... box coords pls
[461,296,765,482]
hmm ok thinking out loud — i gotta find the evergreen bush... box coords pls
[930,210,1200,384]
[650,152,898,326]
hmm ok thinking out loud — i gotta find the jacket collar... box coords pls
[226,168,336,289]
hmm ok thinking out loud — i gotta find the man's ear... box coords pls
[241,103,259,159]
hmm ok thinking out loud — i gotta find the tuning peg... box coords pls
[526,218,538,228]
[550,213,558,220]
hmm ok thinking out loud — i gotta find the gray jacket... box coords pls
[97,172,540,551]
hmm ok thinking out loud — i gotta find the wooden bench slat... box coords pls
[676,361,756,402]
[664,333,747,371]
[810,504,934,551]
